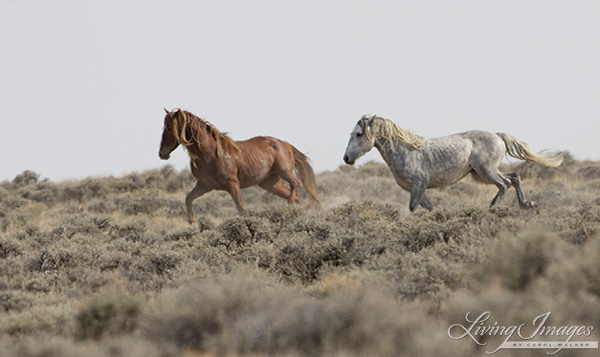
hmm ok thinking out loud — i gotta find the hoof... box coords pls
[530,201,538,208]
[520,201,537,209]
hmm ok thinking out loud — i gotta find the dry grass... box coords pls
[1,158,599,356]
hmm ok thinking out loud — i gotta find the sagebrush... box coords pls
[0,158,599,356]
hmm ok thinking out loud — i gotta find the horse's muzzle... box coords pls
[343,154,354,165]
[159,151,170,160]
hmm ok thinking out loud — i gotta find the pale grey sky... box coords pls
[1,1,599,182]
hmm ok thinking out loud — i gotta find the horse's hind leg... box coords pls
[274,166,300,205]
[505,172,536,208]
[259,175,293,200]
[490,184,508,207]
[471,167,512,207]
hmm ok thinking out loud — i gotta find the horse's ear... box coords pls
[367,114,376,126]
[164,108,170,114]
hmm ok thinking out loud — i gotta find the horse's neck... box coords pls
[186,128,217,162]
[373,136,410,168]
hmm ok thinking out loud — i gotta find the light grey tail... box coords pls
[496,133,564,167]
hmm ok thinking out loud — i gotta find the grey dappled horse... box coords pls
[343,114,564,211]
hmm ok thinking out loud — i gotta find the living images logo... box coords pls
[448,311,598,354]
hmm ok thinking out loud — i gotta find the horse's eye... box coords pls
[357,132,363,137]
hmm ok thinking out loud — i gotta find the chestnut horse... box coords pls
[159,109,321,223]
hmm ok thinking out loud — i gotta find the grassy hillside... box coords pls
[1,157,600,356]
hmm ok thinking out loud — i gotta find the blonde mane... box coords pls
[171,110,241,159]
[372,117,426,150]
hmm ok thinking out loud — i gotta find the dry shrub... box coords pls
[399,250,462,300]
[257,203,303,235]
[61,178,109,203]
[317,162,408,208]
[143,273,269,351]
[2,160,600,356]
[118,250,183,291]
[144,251,182,276]
[27,248,74,273]
[480,229,560,291]
[163,226,197,241]
[576,165,600,180]
[195,215,215,232]
[400,208,478,252]
[0,302,73,338]
[0,335,176,357]
[578,240,600,298]
[353,161,394,179]
[75,293,142,340]
[547,237,600,299]
[143,272,428,356]
[108,218,149,243]
[0,290,32,312]
[327,200,400,230]
[546,200,600,244]
[118,195,184,217]
[236,288,411,356]
[12,170,39,188]
[87,199,118,214]
[214,216,272,249]
[441,235,600,356]
[0,236,24,258]
[218,202,404,284]
[210,205,303,251]
[1,193,28,210]
[273,232,350,284]
[52,213,106,239]
[19,180,59,205]
[162,168,195,193]
[0,336,90,357]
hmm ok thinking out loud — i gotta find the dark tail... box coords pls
[291,146,322,209]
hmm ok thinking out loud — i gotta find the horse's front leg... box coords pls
[186,182,211,224]
[420,193,434,211]
[409,176,429,212]
[226,180,246,213]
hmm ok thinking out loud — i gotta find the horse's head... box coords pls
[343,114,376,165]
[159,108,182,160]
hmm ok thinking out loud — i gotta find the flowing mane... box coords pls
[373,117,426,150]
[172,110,241,158]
